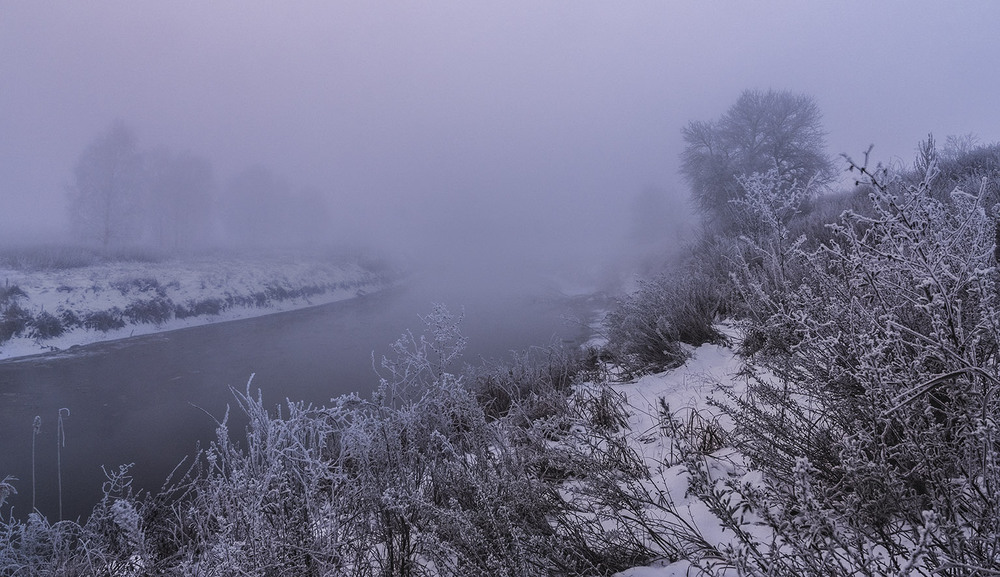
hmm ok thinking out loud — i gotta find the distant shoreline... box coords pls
[0,253,391,362]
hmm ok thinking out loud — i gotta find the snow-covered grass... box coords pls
[602,334,754,577]
[0,251,388,361]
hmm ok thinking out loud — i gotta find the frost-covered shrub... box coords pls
[342,375,559,576]
[249,290,269,307]
[173,297,224,319]
[154,387,353,575]
[604,267,726,376]
[171,303,192,319]
[194,298,222,316]
[930,138,1000,202]
[83,308,125,331]
[0,284,27,304]
[576,384,630,433]
[123,296,174,325]
[29,310,65,339]
[470,345,584,422]
[0,284,31,342]
[0,466,150,575]
[791,184,874,249]
[656,398,727,465]
[0,303,31,341]
[59,308,81,330]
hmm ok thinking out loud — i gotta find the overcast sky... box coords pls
[2,1,999,274]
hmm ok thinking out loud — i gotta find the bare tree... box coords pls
[941,132,979,162]
[67,121,145,249]
[681,89,833,229]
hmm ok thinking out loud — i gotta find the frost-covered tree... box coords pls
[941,132,980,163]
[681,89,834,229]
[67,121,145,249]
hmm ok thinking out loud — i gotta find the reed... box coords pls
[31,415,40,511]
[57,408,69,520]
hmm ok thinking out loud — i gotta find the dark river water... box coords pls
[0,276,601,520]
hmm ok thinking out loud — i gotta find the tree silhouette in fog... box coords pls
[681,89,833,230]
[67,120,145,249]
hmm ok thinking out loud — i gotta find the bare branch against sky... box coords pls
[2,1,998,274]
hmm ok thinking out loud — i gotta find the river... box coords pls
[0,276,602,520]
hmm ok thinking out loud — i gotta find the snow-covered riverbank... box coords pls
[610,335,751,577]
[0,253,389,361]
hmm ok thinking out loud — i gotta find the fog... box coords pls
[3,1,1000,291]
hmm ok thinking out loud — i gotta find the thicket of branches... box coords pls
[710,151,1000,574]
[609,141,1000,574]
[594,127,1000,574]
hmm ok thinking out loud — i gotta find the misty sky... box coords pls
[3,1,999,272]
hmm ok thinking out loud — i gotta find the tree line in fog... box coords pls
[67,120,333,251]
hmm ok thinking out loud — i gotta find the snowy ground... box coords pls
[608,331,762,577]
[0,253,387,361]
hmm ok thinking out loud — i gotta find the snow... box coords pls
[615,562,693,577]
[0,253,387,361]
[606,329,763,577]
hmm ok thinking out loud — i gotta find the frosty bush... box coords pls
[470,344,583,423]
[921,136,1000,205]
[59,308,82,330]
[144,306,614,576]
[0,466,150,576]
[82,308,126,332]
[123,296,174,325]
[28,311,65,339]
[0,284,27,304]
[698,153,1000,574]
[604,266,727,376]
[0,303,31,342]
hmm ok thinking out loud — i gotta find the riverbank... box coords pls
[0,251,390,361]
